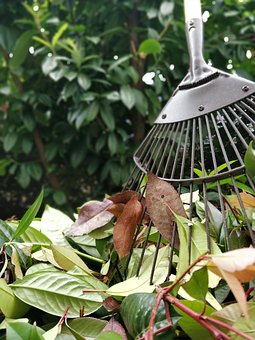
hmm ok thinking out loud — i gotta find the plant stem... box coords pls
[163,252,208,294]
[74,250,105,264]
[165,295,230,339]
[205,315,254,340]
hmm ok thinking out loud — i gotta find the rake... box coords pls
[123,0,255,283]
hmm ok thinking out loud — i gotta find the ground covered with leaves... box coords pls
[1,167,255,339]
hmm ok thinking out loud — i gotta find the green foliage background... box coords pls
[0,0,254,216]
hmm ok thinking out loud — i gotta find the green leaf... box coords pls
[67,318,107,338]
[11,271,107,317]
[42,322,61,340]
[182,266,208,301]
[33,36,53,50]
[78,74,91,91]
[42,56,58,75]
[244,141,255,179]
[96,331,121,340]
[209,160,237,176]
[133,89,148,116]
[10,29,36,69]
[108,54,132,72]
[21,226,51,246]
[160,1,174,16]
[108,133,118,155]
[53,190,67,205]
[107,246,169,296]
[27,162,43,181]
[52,23,68,46]
[6,321,44,340]
[3,132,18,152]
[177,300,215,340]
[100,105,115,131]
[39,205,73,248]
[0,279,30,318]
[138,39,161,54]
[175,215,221,278]
[21,137,32,155]
[51,244,92,275]
[11,189,44,241]
[120,85,135,110]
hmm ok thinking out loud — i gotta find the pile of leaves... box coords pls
[0,168,255,339]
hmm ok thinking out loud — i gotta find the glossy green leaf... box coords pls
[38,205,73,248]
[96,331,121,340]
[67,318,107,338]
[244,141,255,179]
[0,279,30,318]
[175,215,221,278]
[52,23,68,46]
[51,244,92,274]
[3,132,18,152]
[10,29,36,68]
[108,133,118,155]
[177,300,215,340]
[42,56,58,75]
[21,226,51,246]
[11,189,44,241]
[100,106,115,131]
[120,85,135,110]
[182,266,208,301]
[138,39,161,54]
[42,322,61,340]
[107,246,169,296]
[6,322,44,340]
[77,74,91,90]
[11,271,107,317]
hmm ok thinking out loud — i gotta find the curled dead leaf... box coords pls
[108,190,137,204]
[208,248,255,283]
[103,296,121,312]
[225,192,255,209]
[146,172,186,246]
[65,199,113,236]
[107,203,125,218]
[113,195,143,259]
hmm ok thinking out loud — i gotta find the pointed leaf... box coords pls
[52,23,68,46]
[6,322,44,340]
[65,199,113,236]
[101,318,127,340]
[78,74,91,91]
[208,248,255,282]
[244,141,255,179]
[182,266,208,301]
[0,279,29,318]
[120,85,135,110]
[11,189,44,241]
[11,271,107,317]
[67,317,107,338]
[108,190,137,204]
[146,173,186,245]
[10,29,37,69]
[51,244,92,275]
[96,331,121,340]
[113,195,142,259]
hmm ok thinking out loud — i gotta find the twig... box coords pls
[165,295,230,340]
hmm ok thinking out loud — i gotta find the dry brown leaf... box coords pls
[208,248,255,282]
[107,203,125,218]
[113,195,143,259]
[225,192,255,209]
[146,172,186,246]
[102,317,127,340]
[217,268,248,319]
[108,190,137,204]
[65,199,113,236]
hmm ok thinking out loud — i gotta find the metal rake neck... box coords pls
[180,0,217,89]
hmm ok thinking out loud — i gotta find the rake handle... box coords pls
[184,0,202,22]
[182,0,214,85]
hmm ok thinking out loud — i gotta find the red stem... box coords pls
[205,315,254,340]
[165,295,230,340]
